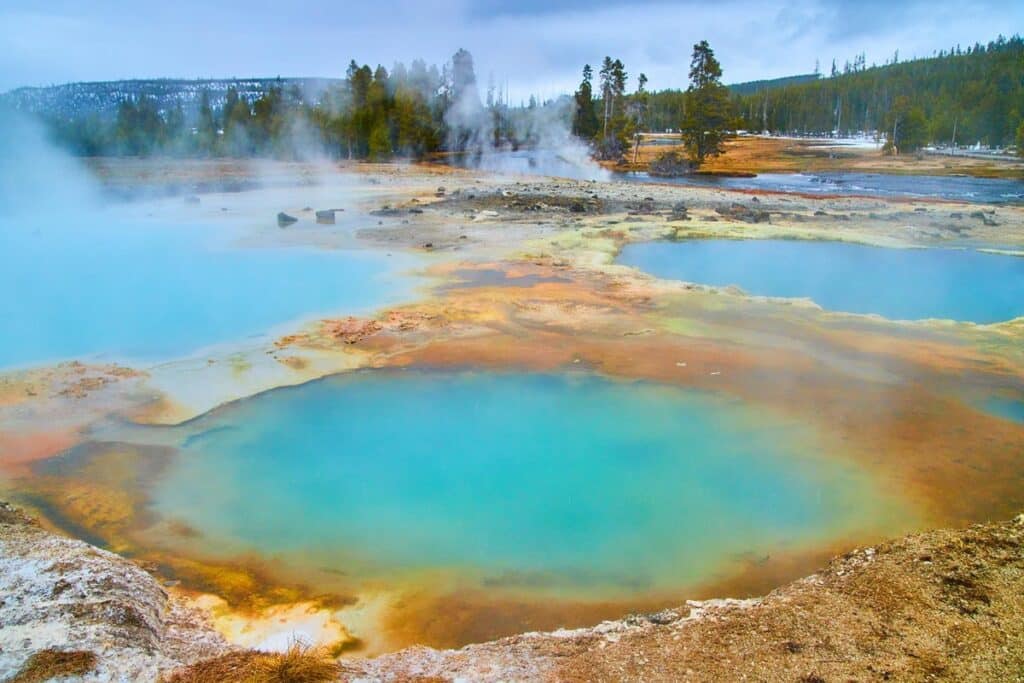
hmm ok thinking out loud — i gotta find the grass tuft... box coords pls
[10,649,98,683]
[252,642,341,682]
[162,641,339,683]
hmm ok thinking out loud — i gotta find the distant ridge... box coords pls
[0,77,344,119]
[728,73,820,96]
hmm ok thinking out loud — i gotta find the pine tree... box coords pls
[368,119,392,160]
[223,98,253,157]
[886,97,928,154]
[680,40,732,165]
[450,48,478,104]
[594,57,630,158]
[599,57,614,138]
[196,90,217,155]
[632,73,649,129]
[446,48,483,151]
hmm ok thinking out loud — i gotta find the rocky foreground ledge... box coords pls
[0,502,230,681]
[3,503,1023,682]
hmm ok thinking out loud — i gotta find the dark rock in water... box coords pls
[423,242,433,249]
[315,210,336,224]
[277,212,298,227]
[715,202,770,224]
[183,195,200,205]
[370,206,405,217]
[648,151,697,177]
[814,210,828,216]
[971,210,999,226]
[570,202,586,213]
[667,201,689,222]
[629,197,658,215]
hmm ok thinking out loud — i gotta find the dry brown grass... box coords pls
[601,135,1024,178]
[163,642,340,683]
[9,649,98,683]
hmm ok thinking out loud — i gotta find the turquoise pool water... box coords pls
[984,397,1024,424]
[618,239,1024,322]
[146,371,893,599]
[0,214,420,368]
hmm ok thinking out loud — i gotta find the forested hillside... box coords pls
[728,73,819,97]
[11,50,543,160]
[732,35,1023,149]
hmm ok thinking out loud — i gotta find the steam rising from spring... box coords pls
[442,52,608,182]
[0,107,100,220]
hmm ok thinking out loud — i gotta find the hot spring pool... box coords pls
[137,371,897,600]
[618,239,1024,322]
[0,213,421,368]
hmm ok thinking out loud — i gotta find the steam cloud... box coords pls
[443,81,609,182]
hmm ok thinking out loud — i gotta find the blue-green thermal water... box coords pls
[618,239,1024,323]
[0,215,420,368]
[984,397,1024,425]
[148,371,893,599]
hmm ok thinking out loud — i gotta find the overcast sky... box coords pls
[2,0,1021,99]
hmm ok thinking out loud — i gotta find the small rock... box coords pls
[647,609,677,625]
